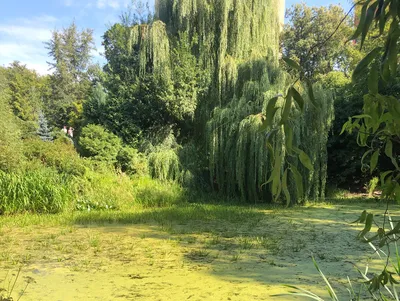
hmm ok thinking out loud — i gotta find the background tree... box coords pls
[0,67,23,171]
[37,111,53,142]
[282,3,354,79]
[5,61,42,122]
[45,22,95,127]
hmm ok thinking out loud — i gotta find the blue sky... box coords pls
[0,0,352,75]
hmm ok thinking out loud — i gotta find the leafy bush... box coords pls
[72,170,134,211]
[133,177,186,208]
[148,148,181,181]
[23,138,87,176]
[116,146,148,176]
[0,169,72,214]
[79,124,122,163]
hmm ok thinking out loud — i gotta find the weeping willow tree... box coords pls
[100,0,334,203]
[156,0,333,202]
[206,59,334,202]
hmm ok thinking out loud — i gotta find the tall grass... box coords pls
[0,169,72,214]
[133,177,186,208]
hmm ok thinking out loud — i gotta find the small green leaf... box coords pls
[395,184,400,203]
[359,213,374,238]
[282,169,291,207]
[379,11,388,35]
[349,0,372,41]
[305,79,318,109]
[289,164,303,200]
[263,96,279,130]
[299,151,314,171]
[385,139,393,158]
[280,89,292,124]
[353,114,372,119]
[352,47,382,82]
[370,150,380,174]
[284,123,294,154]
[291,87,305,111]
[368,63,379,94]
[340,118,352,135]
[282,57,302,71]
[387,21,400,75]
[380,170,393,187]
[352,210,367,223]
[360,1,379,48]
[382,58,391,82]
[361,150,374,169]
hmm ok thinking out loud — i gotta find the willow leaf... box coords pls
[368,63,379,95]
[299,150,314,171]
[349,0,372,41]
[282,57,302,71]
[280,90,292,125]
[361,2,379,48]
[289,164,304,200]
[291,86,305,111]
[282,169,291,206]
[370,150,380,174]
[352,47,382,82]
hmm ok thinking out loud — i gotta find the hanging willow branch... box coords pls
[141,0,335,204]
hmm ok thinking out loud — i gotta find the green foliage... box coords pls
[24,137,87,176]
[83,82,108,125]
[207,59,334,202]
[148,148,181,182]
[342,0,400,204]
[0,169,72,214]
[133,177,186,208]
[101,20,205,143]
[0,73,23,172]
[93,0,334,204]
[116,146,148,176]
[72,170,134,211]
[45,22,95,127]
[79,124,122,164]
[4,61,43,124]
[326,81,369,189]
[169,32,210,123]
[282,3,354,79]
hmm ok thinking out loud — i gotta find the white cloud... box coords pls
[0,15,59,75]
[17,15,58,25]
[0,43,51,75]
[63,0,125,9]
[97,0,121,9]
[0,25,52,41]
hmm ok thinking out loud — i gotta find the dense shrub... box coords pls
[133,177,186,208]
[0,169,72,214]
[23,138,87,176]
[116,147,148,176]
[79,124,122,163]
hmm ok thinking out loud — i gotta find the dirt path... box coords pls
[0,202,395,300]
